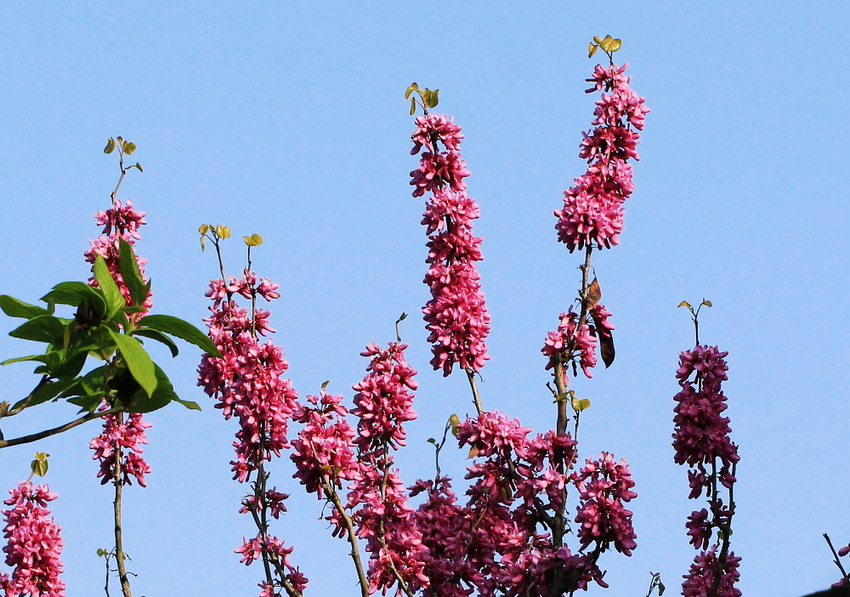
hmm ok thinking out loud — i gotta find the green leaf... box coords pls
[428,88,439,108]
[9,315,65,344]
[94,256,124,319]
[409,97,416,116]
[1,353,49,367]
[132,328,179,358]
[173,396,201,411]
[125,364,177,413]
[42,282,106,315]
[118,238,149,308]
[12,379,78,411]
[134,162,143,173]
[588,42,598,58]
[31,452,49,477]
[109,330,157,397]
[136,314,221,357]
[104,138,116,154]
[123,141,137,155]
[0,295,52,319]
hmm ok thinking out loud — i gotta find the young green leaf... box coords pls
[42,282,106,314]
[8,315,66,344]
[118,238,149,308]
[94,256,125,319]
[136,314,221,357]
[0,295,52,320]
[108,330,157,397]
[104,138,116,154]
[31,452,49,477]
[132,328,179,358]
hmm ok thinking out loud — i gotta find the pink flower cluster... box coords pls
[199,269,307,595]
[411,113,490,376]
[85,199,153,312]
[86,198,154,486]
[236,535,307,594]
[90,410,153,486]
[672,345,739,496]
[405,411,635,596]
[0,482,65,597]
[673,345,741,596]
[198,273,299,483]
[681,548,742,597]
[541,304,614,386]
[555,63,649,252]
[573,452,637,557]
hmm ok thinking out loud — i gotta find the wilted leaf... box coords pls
[585,277,602,307]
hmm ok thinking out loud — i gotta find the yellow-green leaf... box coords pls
[216,225,231,239]
[409,98,416,115]
[609,38,622,52]
[593,36,603,44]
[702,300,713,308]
[31,452,50,477]
[104,138,116,154]
[123,141,137,156]
[678,301,692,309]
[449,413,460,435]
[243,233,263,247]
[199,224,210,234]
[134,162,143,173]
[571,397,591,412]
[428,89,439,108]
[588,42,598,58]
[321,380,330,389]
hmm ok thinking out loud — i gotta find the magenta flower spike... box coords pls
[410,113,491,376]
[555,63,649,253]
[0,482,66,597]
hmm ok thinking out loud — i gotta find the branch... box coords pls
[465,368,484,415]
[0,407,122,449]
[322,480,370,597]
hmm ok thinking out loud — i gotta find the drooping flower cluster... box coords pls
[86,198,154,485]
[673,345,741,597]
[0,482,65,597]
[554,63,649,252]
[198,273,299,483]
[411,113,490,375]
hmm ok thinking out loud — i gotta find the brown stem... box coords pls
[112,413,133,597]
[0,407,122,449]
[322,480,370,597]
[465,368,484,415]
[824,533,850,581]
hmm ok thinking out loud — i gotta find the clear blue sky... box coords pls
[1,2,848,596]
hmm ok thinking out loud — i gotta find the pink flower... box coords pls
[412,114,490,376]
[672,345,739,497]
[0,482,65,597]
[555,63,649,253]
[90,410,153,486]
[681,548,741,597]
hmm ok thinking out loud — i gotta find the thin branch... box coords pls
[0,407,122,449]
[322,480,370,597]
[465,368,484,415]
[824,533,850,581]
[112,413,133,597]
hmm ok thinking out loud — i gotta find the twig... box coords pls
[465,368,484,415]
[0,407,122,449]
[322,480,370,597]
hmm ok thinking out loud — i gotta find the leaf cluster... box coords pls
[0,238,219,416]
[405,82,439,116]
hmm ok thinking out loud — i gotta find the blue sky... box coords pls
[1,2,848,596]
